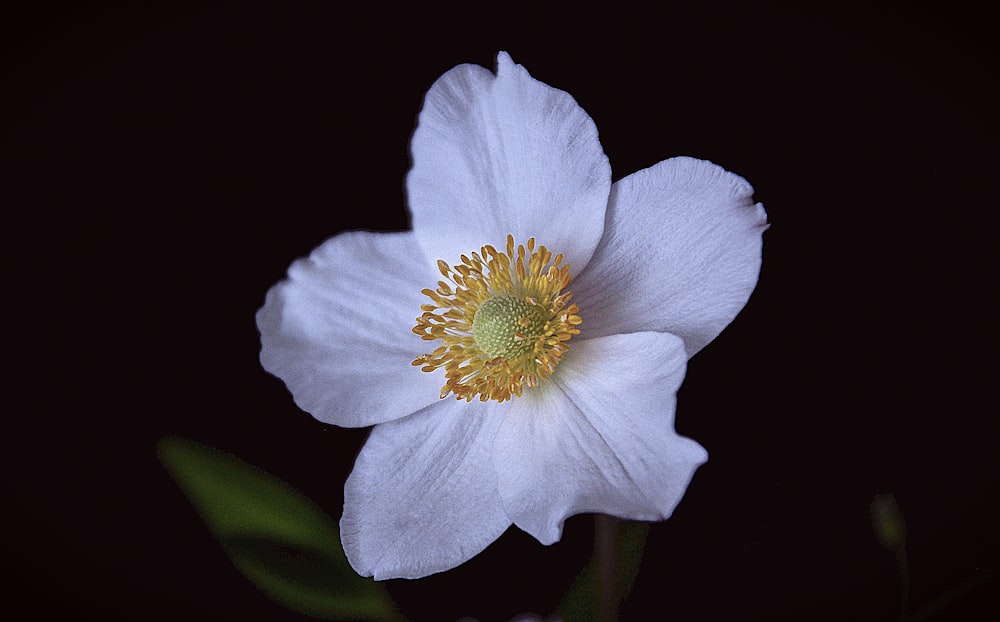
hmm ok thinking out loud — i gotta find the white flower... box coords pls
[257,52,767,580]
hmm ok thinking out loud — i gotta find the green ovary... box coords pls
[471,295,547,360]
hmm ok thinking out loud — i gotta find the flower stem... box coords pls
[897,545,909,622]
[595,514,621,622]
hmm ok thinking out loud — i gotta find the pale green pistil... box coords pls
[472,295,547,360]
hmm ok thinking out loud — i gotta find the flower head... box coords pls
[257,52,767,580]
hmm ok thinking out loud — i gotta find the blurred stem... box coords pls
[595,514,621,622]
[897,546,909,622]
[906,566,997,622]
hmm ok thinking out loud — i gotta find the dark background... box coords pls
[4,2,997,620]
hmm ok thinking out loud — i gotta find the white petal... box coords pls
[340,399,511,579]
[407,51,610,271]
[494,332,706,544]
[573,157,768,356]
[256,231,444,427]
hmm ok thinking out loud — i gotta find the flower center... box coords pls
[412,235,581,403]
[471,295,547,360]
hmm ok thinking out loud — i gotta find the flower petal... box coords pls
[256,230,443,427]
[494,332,707,544]
[340,399,511,579]
[407,51,611,271]
[572,156,768,356]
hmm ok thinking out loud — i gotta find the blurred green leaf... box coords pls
[555,518,649,622]
[157,435,400,621]
[872,493,909,621]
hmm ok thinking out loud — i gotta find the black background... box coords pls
[4,2,998,621]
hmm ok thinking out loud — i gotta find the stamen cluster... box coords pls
[413,235,582,402]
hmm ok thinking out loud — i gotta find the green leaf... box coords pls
[157,435,400,621]
[555,518,649,622]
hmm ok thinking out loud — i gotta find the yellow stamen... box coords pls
[412,235,581,402]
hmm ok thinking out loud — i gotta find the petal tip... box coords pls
[755,202,771,229]
[495,50,516,72]
[532,521,564,546]
[690,440,709,467]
